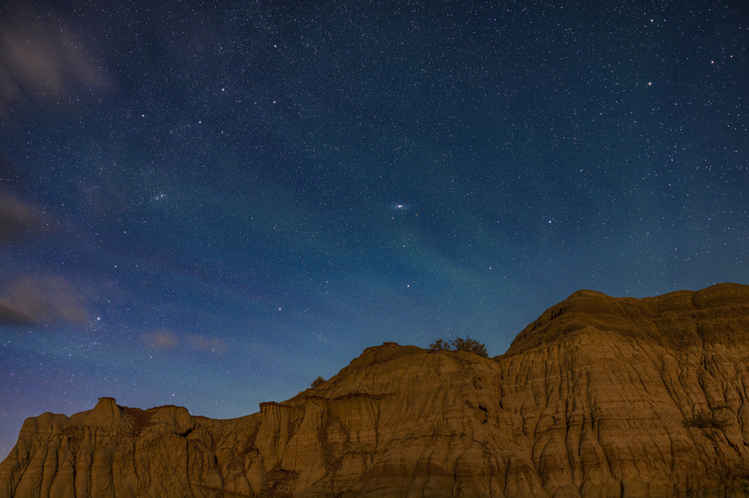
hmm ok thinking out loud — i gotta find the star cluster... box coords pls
[1,0,747,460]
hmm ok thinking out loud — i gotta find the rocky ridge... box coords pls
[2,282,749,497]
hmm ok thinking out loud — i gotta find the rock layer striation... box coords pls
[3,282,749,497]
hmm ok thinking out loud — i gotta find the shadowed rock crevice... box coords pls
[3,283,749,497]
[121,407,156,437]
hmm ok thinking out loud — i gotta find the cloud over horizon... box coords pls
[142,330,228,354]
[1,276,90,327]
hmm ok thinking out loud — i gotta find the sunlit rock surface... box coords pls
[2,282,749,497]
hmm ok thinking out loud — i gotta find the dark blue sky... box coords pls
[1,0,748,460]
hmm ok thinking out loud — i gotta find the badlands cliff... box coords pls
[2,283,749,497]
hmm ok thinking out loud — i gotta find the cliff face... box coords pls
[2,282,749,497]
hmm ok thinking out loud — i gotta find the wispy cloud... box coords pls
[0,299,34,326]
[142,329,180,350]
[0,3,111,110]
[0,192,47,242]
[141,329,228,354]
[1,276,90,327]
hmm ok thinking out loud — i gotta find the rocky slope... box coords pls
[2,282,749,497]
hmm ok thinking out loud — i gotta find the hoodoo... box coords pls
[2,283,749,497]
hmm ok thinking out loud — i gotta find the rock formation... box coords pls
[2,282,749,497]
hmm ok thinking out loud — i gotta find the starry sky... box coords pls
[1,0,748,460]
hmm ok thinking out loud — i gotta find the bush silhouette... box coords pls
[311,376,326,388]
[429,336,488,357]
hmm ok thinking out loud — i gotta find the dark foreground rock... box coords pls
[3,283,749,497]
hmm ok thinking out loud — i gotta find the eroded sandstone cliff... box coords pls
[2,282,749,497]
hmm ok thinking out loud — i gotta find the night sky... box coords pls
[1,0,748,460]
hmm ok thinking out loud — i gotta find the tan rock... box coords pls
[2,283,749,497]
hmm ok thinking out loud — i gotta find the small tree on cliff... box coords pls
[310,376,326,388]
[429,336,488,357]
[451,336,488,357]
